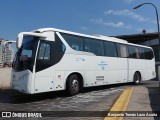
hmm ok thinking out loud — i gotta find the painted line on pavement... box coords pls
[104,87,133,120]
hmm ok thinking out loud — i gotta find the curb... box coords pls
[104,87,133,120]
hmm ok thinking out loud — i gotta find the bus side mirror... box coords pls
[17,33,23,49]
[16,32,47,49]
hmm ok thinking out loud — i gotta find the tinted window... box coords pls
[38,43,50,60]
[128,46,136,58]
[104,41,117,57]
[117,44,128,58]
[140,47,145,59]
[13,36,38,72]
[84,38,104,56]
[61,33,83,51]
[36,41,53,72]
[36,34,66,72]
[145,48,154,60]
[135,47,141,59]
[55,34,66,64]
[128,46,140,59]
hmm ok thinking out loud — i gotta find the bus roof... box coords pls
[35,27,152,49]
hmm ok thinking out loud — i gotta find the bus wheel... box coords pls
[133,72,141,85]
[67,75,80,96]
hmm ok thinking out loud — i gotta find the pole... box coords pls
[133,3,160,42]
[133,3,160,87]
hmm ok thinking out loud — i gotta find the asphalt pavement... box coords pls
[124,80,160,120]
[104,80,160,120]
[0,80,160,120]
[0,83,126,120]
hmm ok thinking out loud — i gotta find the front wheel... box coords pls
[133,72,141,85]
[67,75,80,96]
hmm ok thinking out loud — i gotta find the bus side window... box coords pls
[145,48,154,60]
[55,34,66,64]
[61,33,83,51]
[84,38,104,56]
[36,41,53,72]
[37,43,50,60]
[104,41,117,57]
[117,44,128,58]
[140,47,145,59]
[135,47,141,59]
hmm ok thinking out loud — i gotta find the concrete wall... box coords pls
[0,67,12,89]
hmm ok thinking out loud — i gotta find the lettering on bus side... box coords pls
[98,61,108,70]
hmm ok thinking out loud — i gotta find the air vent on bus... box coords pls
[96,76,104,81]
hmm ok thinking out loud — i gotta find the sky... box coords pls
[0,0,160,40]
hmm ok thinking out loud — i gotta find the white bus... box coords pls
[11,28,156,95]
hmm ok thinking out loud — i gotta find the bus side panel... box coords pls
[34,67,55,93]
[83,56,107,87]
[53,54,86,89]
[57,54,119,87]
[105,57,119,84]
[144,59,156,80]
[116,58,128,83]
[84,71,94,87]
[83,56,119,86]
[128,59,146,82]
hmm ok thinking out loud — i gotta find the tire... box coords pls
[133,72,141,85]
[67,75,80,96]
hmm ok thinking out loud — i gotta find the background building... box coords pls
[0,40,15,67]
[115,32,159,62]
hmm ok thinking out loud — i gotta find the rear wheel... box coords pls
[133,72,141,85]
[67,75,80,96]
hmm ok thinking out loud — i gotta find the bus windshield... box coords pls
[12,36,39,72]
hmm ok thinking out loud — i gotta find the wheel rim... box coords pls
[71,79,79,92]
[135,74,140,84]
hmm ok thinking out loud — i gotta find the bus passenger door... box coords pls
[34,40,55,93]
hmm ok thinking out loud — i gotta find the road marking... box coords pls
[104,87,133,120]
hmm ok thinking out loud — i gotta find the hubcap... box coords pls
[135,74,140,84]
[71,79,79,92]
